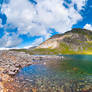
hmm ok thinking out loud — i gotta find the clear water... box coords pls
[15,55,92,92]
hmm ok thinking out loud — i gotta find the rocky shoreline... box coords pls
[0,51,63,92]
[0,51,92,92]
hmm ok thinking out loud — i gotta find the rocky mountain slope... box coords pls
[13,28,92,55]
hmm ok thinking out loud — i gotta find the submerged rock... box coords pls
[0,50,64,91]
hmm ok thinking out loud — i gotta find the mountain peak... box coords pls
[34,28,92,54]
[13,28,92,55]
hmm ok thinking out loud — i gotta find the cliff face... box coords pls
[37,39,59,49]
[34,28,92,54]
[37,34,71,49]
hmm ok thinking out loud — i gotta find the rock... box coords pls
[0,50,65,91]
[0,82,4,92]
[14,63,21,68]
[0,78,2,82]
[8,71,16,76]
[3,70,8,74]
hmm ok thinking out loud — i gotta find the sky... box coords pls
[0,0,92,49]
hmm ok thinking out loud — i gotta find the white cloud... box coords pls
[1,0,87,48]
[0,47,20,50]
[84,24,92,30]
[31,37,43,46]
[0,48,10,50]
[71,0,87,11]
[0,18,3,28]
[24,37,43,49]
[0,32,22,48]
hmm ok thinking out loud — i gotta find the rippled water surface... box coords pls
[15,55,92,92]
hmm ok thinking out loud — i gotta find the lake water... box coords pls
[15,55,92,92]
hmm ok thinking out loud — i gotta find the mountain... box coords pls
[13,28,92,55]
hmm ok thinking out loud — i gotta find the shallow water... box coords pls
[15,55,92,92]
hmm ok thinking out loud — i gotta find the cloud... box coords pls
[0,32,22,48]
[0,18,3,28]
[31,37,43,46]
[24,37,43,49]
[84,24,92,30]
[1,0,87,48]
[71,0,87,11]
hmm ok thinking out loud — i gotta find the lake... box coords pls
[15,55,92,92]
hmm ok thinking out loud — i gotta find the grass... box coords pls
[11,28,92,55]
[13,48,92,55]
[12,41,92,55]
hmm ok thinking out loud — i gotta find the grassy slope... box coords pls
[13,41,92,55]
[12,29,92,55]
[32,42,92,55]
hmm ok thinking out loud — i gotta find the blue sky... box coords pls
[0,0,92,49]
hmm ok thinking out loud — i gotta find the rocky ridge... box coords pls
[37,28,92,49]
[29,28,92,55]
[11,28,92,55]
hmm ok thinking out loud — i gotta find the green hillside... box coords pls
[12,28,92,55]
